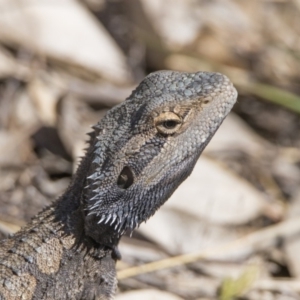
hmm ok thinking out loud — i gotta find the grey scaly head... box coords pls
[82,70,237,246]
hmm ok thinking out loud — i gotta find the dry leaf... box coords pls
[27,73,63,126]
[137,197,240,255]
[0,0,131,84]
[0,131,34,166]
[11,89,39,129]
[205,113,268,157]
[165,157,265,226]
[140,0,202,48]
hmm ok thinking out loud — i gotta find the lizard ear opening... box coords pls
[117,166,134,189]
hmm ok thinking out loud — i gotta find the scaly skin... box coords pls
[0,70,237,300]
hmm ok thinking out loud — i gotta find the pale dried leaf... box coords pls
[0,0,131,84]
[198,1,262,54]
[140,0,202,48]
[165,157,265,226]
[27,73,63,126]
[0,131,34,166]
[138,204,240,255]
[11,89,39,128]
[205,113,268,156]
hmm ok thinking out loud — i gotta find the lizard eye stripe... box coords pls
[117,166,134,189]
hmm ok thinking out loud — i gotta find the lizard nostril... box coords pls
[117,166,134,189]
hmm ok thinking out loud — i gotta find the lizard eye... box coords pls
[154,112,182,135]
[162,120,178,129]
[117,166,134,189]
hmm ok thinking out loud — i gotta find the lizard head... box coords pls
[82,70,237,244]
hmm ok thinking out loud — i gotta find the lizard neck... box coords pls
[48,147,121,252]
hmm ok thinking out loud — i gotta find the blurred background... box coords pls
[1,0,300,299]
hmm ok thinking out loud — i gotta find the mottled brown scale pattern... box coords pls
[0,273,36,300]
[36,238,63,274]
[0,71,237,299]
[60,235,76,250]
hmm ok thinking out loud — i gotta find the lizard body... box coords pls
[0,70,237,300]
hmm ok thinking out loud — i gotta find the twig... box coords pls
[118,218,300,279]
[253,278,300,294]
